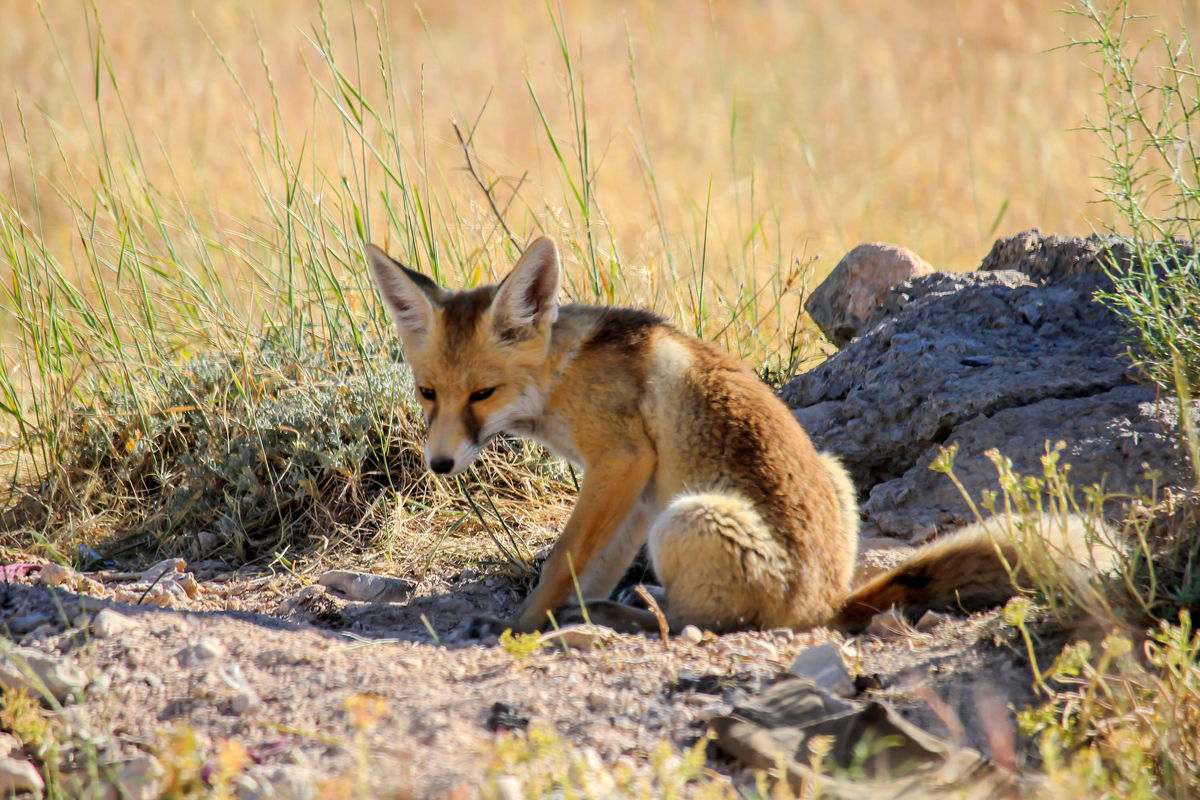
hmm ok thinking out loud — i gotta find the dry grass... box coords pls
[3,1,1196,320]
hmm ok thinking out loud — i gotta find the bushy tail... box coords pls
[818,451,860,556]
[831,513,1118,633]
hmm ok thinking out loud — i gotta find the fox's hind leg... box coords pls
[647,492,792,632]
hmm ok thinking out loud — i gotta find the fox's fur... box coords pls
[832,514,1118,632]
[366,237,1112,634]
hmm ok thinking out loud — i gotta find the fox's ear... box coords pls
[366,244,442,344]
[493,236,560,336]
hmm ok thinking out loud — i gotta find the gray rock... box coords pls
[91,609,137,639]
[0,757,43,796]
[977,228,1134,280]
[318,570,414,603]
[6,615,50,637]
[916,610,945,631]
[784,230,1195,538]
[786,643,855,697]
[176,638,225,666]
[805,242,934,347]
[863,385,1187,538]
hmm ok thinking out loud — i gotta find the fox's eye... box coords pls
[468,387,497,403]
[418,386,436,401]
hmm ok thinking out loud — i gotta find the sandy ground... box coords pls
[0,539,1041,798]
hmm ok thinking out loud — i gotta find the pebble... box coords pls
[787,643,856,697]
[194,531,221,556]
[236,764,315,800]
[738,638,778,661]
[177,573,201,599]
[677,625,703,645]
[111,755,163,800]
[770,627,796,644]
[539,623,616,650]
[0,646,89,701]
[318,570,413,603]
[60,755,161,800]
[232,690,260,714]
[0,757,44,796]
[866,607,910,638]
[0,733,18,758]
[176,638,225,666]
[137,559,186,583]
[92,609,137,638]
[916,610,946,631]
[494,775,523,800]
[36,562,75,587]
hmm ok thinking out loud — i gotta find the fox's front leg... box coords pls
[511,451,656,632]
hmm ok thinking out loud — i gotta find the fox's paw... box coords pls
[459,614,511,640]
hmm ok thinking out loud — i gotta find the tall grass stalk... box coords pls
[0,3,811,562]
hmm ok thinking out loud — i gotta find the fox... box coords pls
[366,236,1112,635]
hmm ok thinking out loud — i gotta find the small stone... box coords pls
[0,646,89,702]
[231,690,260,714]
[866,607,911,638]
[176,573,201,599]
[915,610,946,631]
[539,623,615,649]
[787,643,855,697]
[495,775,523,800]
[318,570,414,603]
[194,531,221,556]
[738,638,779,661]
[77,595,109,613]
[240,765,315,800]
[138,559,186,583]
[36,563,75,587]
[176,638,225,666]
[678,625,703,645]
[92,609,137,638]
[293,585,325,601]
[86,755,160,800]
[0,757,43,796]
[0,733,19,759]
[458,566,476,582]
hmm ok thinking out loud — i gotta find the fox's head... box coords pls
[366,237,561,476]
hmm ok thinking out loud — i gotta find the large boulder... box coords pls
[784,230,1195,539]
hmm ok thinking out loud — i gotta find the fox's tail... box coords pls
[831,514,1119,633]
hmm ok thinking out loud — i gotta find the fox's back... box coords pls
[549,305,850,564]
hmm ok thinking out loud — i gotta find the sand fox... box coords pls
[366,237,1105,635]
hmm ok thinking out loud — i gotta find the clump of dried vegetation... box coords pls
[1,0,1199,796]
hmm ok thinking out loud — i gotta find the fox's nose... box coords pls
[429,456,454,474]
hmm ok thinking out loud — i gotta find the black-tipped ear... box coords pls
[366,244,442,345]
[492,237,561,335]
